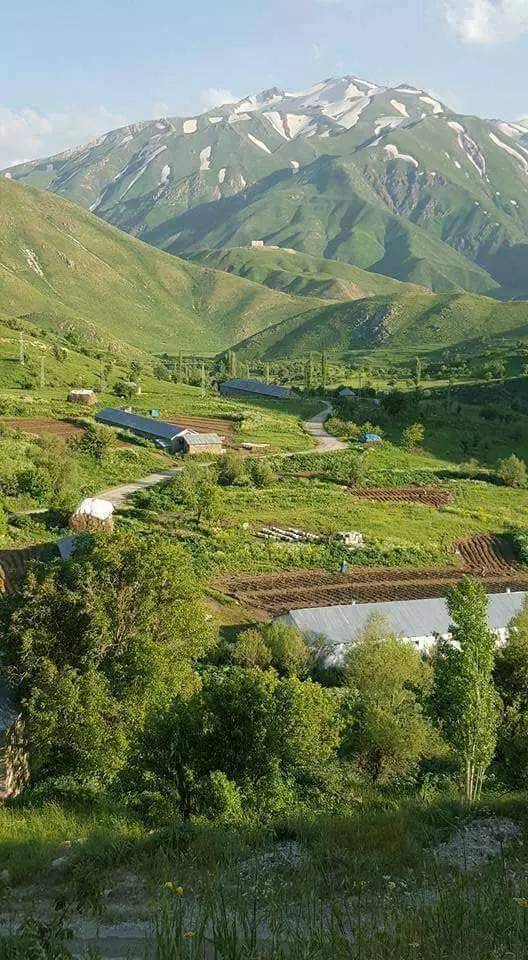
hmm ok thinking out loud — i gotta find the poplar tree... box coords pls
[433,577,499,802]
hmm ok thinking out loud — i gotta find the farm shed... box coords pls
[67,388,96,405]
[0,683,28,799]
[95,407,187,452]
[281,591,528,663]
[338,388,355,398]
[360,433,383,445]
[220,379,297,401]
[183,432,223,455]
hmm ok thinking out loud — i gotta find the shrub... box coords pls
[15,466,51,501]
[247,458,276,488]
[496,454,527,488]
[402,422,425,450]
[216,452,247,487]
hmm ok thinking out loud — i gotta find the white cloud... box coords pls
[200,87,238,110]
[0,105,129,170]
[445,0,528,44]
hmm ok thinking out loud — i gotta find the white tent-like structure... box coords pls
[74,498,114,520]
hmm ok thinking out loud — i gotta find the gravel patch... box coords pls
[435,817,522,871]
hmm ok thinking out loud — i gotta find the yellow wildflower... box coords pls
[175,885,184,895]
[164,882,174,891]
[184,930,195,938]
[513,897,528,907]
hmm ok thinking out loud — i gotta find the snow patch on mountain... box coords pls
[489,132,528,174]
[384,144,419,167]
[160,164,171,184]
[183,118,198,134]
[375,117,404,137]
[420,95,443,114]
[208,117,223,124]
[119,135,133,146]
[290,160,300,170]
[263,111,289,139]
[286,114,312,138]
[199,145,212,171]
[218,167,226,183]
[391,100,409,117]
[119,145,167,199]
[448,121,486,176]
[248,133,272,154]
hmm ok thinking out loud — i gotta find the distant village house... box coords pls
[220,378,297,401]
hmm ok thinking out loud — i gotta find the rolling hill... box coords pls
[0,178,322,355]
[190,247,425,300]
[231,291,528,361]
[4,75,528,298]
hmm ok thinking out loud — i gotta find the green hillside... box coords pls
[190,246,425,300]
[0,178,321,355]
[232,291,528,360]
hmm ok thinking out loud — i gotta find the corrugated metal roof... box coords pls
[184,432,222,445]
[284,591,528,653]
[221,379,294,399]
[95,408,185,440]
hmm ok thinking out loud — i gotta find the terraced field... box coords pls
[349,486,453,507]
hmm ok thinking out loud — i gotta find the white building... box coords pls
[282,591,528,664]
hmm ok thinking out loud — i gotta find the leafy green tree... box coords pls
[231,629,272,669]
[3,532,215,785]
[342,615,436,783]
[194,478,219,524]
[132,667,341,820]
[153,361,171,382]
[494,600,528,786]
[432,578,499,802]
[264,622,310,677]
[402,422,425,451]
[15,466,51,502]
[76,422,114,462]
[496,454,527,488]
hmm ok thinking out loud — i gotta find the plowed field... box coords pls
[217,534,528,614]
[167,415,236,440]
[0,418,85,438]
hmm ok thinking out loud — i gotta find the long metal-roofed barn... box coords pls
[96,408,186,451]
[282,591,528,663]
[95,408,222,454]
[219,379,297,400]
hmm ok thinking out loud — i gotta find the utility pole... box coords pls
[19,333,25,365]
[264,362,270,385]
[99,357,105,393]
[39,355,45,389]
[201,360,206,397]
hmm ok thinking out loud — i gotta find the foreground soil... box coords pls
[0,418,85,438]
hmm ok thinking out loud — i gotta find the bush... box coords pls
[496,454,527,488]
[247,458,276,488]
[402,422,425,450]
[216,452,247,487]
[15,466,51,501]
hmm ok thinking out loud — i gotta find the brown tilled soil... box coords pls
[349,485,453,507]
[216,534,528,614]
[166,415,237,441]
[0,418,86,438]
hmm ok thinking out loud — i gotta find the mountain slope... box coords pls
[191,246,425,300]
[0,178,322,355]
[4,76,528,297]
[231,291,528,360]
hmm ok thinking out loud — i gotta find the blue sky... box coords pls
[1,0,527,167]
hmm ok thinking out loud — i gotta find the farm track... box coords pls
[217,534,528,614]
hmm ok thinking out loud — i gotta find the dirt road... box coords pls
[302,404,347,452]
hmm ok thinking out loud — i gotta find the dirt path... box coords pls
[97,468,182,508]
[302,403,347,452]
